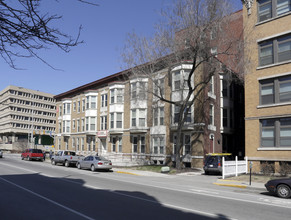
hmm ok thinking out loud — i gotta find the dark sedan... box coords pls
[265,178,291,198]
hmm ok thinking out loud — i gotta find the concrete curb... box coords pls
[115,171,141,176]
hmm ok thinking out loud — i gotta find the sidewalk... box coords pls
[214,178,265,190]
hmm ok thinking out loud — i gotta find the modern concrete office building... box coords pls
[0,85,56,151]
[243,0,291,173]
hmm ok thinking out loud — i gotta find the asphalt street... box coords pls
[0,154,291,220]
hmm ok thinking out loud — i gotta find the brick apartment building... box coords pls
[54,11,244,168]
[243,0,291,173]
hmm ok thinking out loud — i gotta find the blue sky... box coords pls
[1,0,242,95]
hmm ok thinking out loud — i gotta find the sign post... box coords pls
[249,161,253,185]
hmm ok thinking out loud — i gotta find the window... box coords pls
[63,103,71,115]
[223,108,228,127]
[131,109,136,126]
[82,99,85,112]
[260,75,291,104]
[77,138,79,151]
[153,78,165,97]
[110,113,114,129]
[131,83,137,99]
[77,120,80,132]
[110,90,115,104]
[73,102,76,111]
[82,119,85,131]
[259,34,291,66]
[258,0,291,22]
[110,88,124,104]
[81,138,84,151]
[209,104,214,126]
[153,136,165,155]
[91,96,97,109]
[174,71,181,90]
[140,136,145,153]
[185,135,191,154]
[90,117,96,131]
[101,94,107,107]
[173,105,191,124]
[73,120,75,130]
[117,89,123,103]
[133,136,138,153]
[78,101,80,113]
[86,117,89,131]
[116,113,122,128]
[209,76,214,94]
[153,108,158,126]
[160,107,164,125]
[139,109,146,127]
[112,137,116,152]
[101,116,107,130]
[118,137,122,152]
[261,118,291,147]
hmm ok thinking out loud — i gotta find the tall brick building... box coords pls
[243,0,291,173]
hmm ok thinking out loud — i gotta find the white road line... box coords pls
[0,177,94,220]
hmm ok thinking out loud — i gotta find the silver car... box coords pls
[76,155,112,172]
[0,150,3,158]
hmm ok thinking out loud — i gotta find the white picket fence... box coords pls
[222,156,248,179]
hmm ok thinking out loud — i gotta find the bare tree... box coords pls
[121,0,243,169]
[0,0,98,69]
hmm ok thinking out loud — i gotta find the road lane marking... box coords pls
[0,177,94,220]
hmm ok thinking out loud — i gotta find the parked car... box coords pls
[21,149,44,161]
[76,155,112,172]
[203,153,233,175]
[51,150,84,167]
[265,178,291,198]
[0,150,3,158]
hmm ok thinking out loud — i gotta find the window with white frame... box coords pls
[153,107,164,126]
[174,71,181,90]
[101,94,108,108]
[131,109,136,126]
[101,116,107,130]
[82,99,85,112]
[152,136,165,154]
[173,133,191,155]
[110,113,114,129]
[86,96,97,109]
[77,119,80,132]
[78,100,80,113]
[209,76,214,94]
[110,88,124,104]
[90,117,96,131]
[76,137,80,151]
[116,113,122,128]
[118,137,122,152]
[139,109,146,127]
[82,119,85,131]
[81,137,84,151]
[112,137,116,152]
[63,103,71,115]
[153,78,165,97]
[73,119,75,130]
[73,102,76,111]
[131,81,147,100]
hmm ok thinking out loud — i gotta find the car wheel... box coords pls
[77,163,81,169]
[277,184,291,198]
[91,165,95,172]
[65,160,70,167]
[51,159,56,165]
